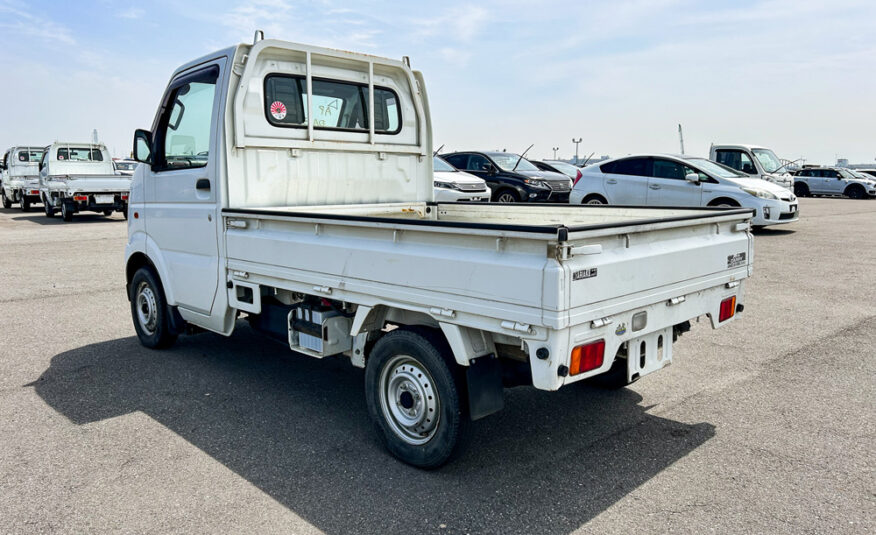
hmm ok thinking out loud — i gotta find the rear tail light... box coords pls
[719,296,737,322]
[574,169,582,186]
[29,190,39,195]
[73,195,88,202]
[569,339,605,376]
[121,194,129,200]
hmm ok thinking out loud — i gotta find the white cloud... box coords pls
[117,7,145,19]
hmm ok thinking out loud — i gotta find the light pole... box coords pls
[572,138,582,165]
[552,147,559,159]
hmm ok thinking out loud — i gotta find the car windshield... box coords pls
[545,161,579,177]
[837,168,856,179]
[433,156,456,172]
[751,148,782,173]
[489,153,539,172]
[685,158,747,179]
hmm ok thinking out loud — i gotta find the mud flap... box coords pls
[466,354,504,420]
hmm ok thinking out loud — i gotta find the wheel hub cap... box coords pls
[136,282,158,335]
[379,355,440,445]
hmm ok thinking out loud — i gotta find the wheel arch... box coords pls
[707,196,741,207]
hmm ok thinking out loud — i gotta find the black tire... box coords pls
[582,194,607,205]
[845,185,865,200]
[20,196,30,212]
[365,328,464,469]
[585,357,632,389]
[129,267,178,349]
[1,191,10,209]
[103,210,113,216]
[123,207,129,220]
[44,200,54,218]
[493,189,519,203]
[61,202,73,222]
[793,182,809,198]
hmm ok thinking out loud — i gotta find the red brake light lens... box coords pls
[570,339,605,376]
[574,169,582,186]
[73,195,88,202]
[719,296,737,322]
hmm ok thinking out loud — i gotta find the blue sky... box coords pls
[1,0,874,164]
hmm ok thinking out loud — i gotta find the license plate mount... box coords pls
[627,326,674,383]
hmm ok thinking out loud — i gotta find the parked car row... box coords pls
[0,143,132,221]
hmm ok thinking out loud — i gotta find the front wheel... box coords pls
[494,190,519,203]
[793,183,809,198]
[129,267,178,349]
[44,200,55,218]
[845,185,866,200]
[365,328,464,469]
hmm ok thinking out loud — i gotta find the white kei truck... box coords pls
[1,146,45,210]
[39,142,131,221]
[125,35,754,468]
[709,143,795,190]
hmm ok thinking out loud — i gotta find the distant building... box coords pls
[836,158,849,168]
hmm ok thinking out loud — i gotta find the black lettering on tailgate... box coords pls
[727,252,746,268]
[573,268,598,281]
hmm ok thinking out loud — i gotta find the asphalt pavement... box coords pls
[0,198,873,534]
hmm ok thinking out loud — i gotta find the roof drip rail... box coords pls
[253,30,264,44]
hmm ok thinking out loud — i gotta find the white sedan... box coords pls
[570,153,798,227]
[433,156,490,202]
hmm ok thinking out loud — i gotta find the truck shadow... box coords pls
[30,326,714,534]
[5,211,124,225]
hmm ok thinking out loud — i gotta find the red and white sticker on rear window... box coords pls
[270,101,287,121]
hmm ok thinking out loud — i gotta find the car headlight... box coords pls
[434,181,456,190]
[742,188,778,200]
[523,178,549,188]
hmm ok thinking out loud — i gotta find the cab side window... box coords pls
[154,66,219,171]
[715,150,756,174]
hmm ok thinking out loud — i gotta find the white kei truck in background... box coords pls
[125,35,754,468]
[39,142,132,221]
[710,144,795,190]
[1,146,45,210]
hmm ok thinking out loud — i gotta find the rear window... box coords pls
[17,150,44,162]
[57,148,103,161]
[264,74,401,134]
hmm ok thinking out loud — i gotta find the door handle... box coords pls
[196,178,211,190]
[606,179,617,184]
[649,184,661,190]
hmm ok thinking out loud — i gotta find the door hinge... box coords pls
[501,320,532,334]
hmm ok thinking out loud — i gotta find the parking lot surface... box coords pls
[0,199,873,534]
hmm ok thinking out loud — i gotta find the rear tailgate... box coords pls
[58,175,132,192]
[558,210,753,326]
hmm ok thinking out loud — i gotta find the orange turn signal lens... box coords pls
[570,339,605,376]
[719,296,737,322]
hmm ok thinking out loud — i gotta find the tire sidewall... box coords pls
[129,267,175,349]
[365,329,462,469]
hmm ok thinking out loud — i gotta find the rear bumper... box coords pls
[526,280,746,391]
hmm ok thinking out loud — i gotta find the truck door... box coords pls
[715,149,758,177]
[144,62,224,315]
[647,158,703,206]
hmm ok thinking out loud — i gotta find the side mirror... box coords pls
[684,172,700,183]
[133,129,153,165]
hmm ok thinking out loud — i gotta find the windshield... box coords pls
[16,150,45,163]
[489,153,539,172]
[685,158,747,179]
[58,147,104,162]
[752,148,782,173]
[545,161,580,176]
[433,156,456,172]
[837,168,856,179]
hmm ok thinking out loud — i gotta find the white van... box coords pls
[569,154,798,227]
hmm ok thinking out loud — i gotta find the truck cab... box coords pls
[125,36,753,468]
[39,142,131,221]
[1,146,45,211]
[710,144,794,190]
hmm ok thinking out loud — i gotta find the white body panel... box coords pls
[433,169,490,202]
[126,40,753,395]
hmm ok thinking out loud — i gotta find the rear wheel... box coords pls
[365,328,464,469]
[43,200,55,218]
[61,202,74,222]
[20,196,30,212]
[129,267,178,349]
[845,185,866,200]
[494,190,519,203]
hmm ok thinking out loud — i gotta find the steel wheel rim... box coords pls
[135,281,158,335]
[497,193,516,203]
[378,354,440,445]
